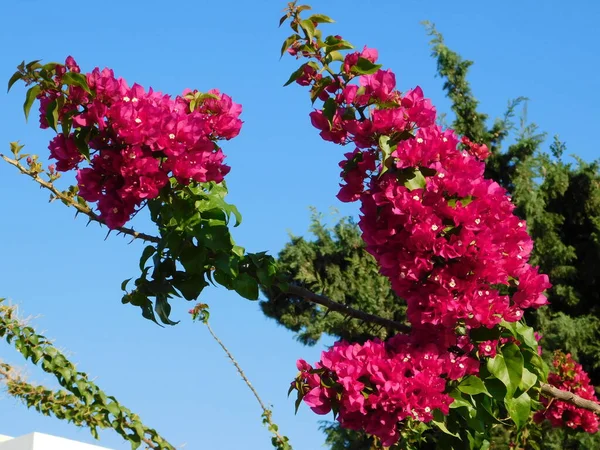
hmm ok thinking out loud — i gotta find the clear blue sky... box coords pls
[1,1,598,449]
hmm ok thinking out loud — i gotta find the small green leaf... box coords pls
[139,246,157,271]
[458,376,490,396]
[351,57,382,75]
[121,278,132,291]
[44,100,58,131]
[327,50,344,63]
[487,354,512,397]
[505,392,531,429]
[232,273,259,300]
[398,167,426,191]
[502,343,524,397]
[519,367,538,393]
[23,85,41,122]
[432,410,460,438]
[284,64,307,87]
[155,297,179,325]
[7,71,22,93]
[307,14,334,23]
[322,98,337,121]
[300,19,315,43]
[280,35,299,58]
[448,390,473,409]
[61,72,91,94]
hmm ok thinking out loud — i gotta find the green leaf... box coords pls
[45,99,59,131]
[322,98,337,122]
[324,35,354,51]
[23,85,41,122]
[121,278,132,291]
[398,167,427,191]
[139,246,156,271]
[280,35,299,58]
[432,410,460,438]
[155,297,179,325]
[519,367,538,393]
[448,390,473,409]
[515,322,539,350]
[350,57,382,75]
[232,273,259,300]
[504,392,531,429]
[483,378,507,402]
[307,14,334,23]
[73,129,91,159]
[502,343,524,397]
[300,19,315,43]
[7,71,22,93]
[284,64,307,87]
[61,72,91,94]
[486,355,512,397]
[457,376,490,396]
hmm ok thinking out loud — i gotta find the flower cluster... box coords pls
[534,352,599,433]
[38,57,242,228]
[286,18,557,444]
[294,331,477,446]
[299,47,552,330]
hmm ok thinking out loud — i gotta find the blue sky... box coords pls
[0,1,598,449]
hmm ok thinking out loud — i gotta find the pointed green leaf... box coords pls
[505,392,531,429]
[458,376,491,396]
[7,71,22,93]
[350,57,382,75]
[23,85,41,121]
[307,14,334,24]
[61,72,91,94]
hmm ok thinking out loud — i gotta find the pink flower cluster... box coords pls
[297,46,551,331]
[289,28,556,443]
[534,352,599,433]
[38,57,242,228]
[295,331,478,446]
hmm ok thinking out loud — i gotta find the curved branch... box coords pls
[1,153,160,244]
[541,382,600,415]
[285,284,411,334]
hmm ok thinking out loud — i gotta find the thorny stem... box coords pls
[205,321,292,449]
[1,153,160,244]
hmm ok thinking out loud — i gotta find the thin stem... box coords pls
[205,321,292,449]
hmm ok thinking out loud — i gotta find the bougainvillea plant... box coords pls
[1,2,599,449]
[278,2,600,448]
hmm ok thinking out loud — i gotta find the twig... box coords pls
[1,153,160,244]
[540,382,600,415]
[285,284,411,334]
[205,321,292,449]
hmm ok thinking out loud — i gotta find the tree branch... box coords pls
[204,320,292,449]
[0,300,174,449]
[285,284,411,334]
[1,153,160,244]
[540,382,600,415]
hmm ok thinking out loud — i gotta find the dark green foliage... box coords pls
[260,209,407,345]
[262,23,600,450]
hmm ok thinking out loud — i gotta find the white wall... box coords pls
[0,433,111,450]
